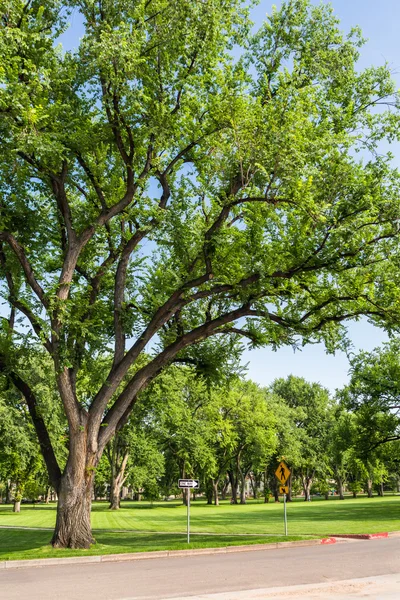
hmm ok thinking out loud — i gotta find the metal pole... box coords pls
[284,493,288,536]
[187,488,190,544]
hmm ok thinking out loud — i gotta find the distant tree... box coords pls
[341,340,400,450]
[326,408,357,499]
[0,391,42,512]
[263,393,304,502]
[105,416,164,509]
[221,381,277,504]
[154,368,217,505]
[271,376,332,501]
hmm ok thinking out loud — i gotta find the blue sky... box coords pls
[57,1,399,393]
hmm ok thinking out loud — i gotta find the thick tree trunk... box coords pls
[45,487,51,504]
[13,500,21,513]
[51,469,95,549]
[51,423,97,550]
[109,488,121,510]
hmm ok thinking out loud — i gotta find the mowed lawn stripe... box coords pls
[0,496,398,537]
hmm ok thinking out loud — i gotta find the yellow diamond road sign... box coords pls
[279,485,289,494]
[275,461,291,484]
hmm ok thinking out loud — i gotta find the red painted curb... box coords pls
[330,532,388,540]
[321,537,337,544]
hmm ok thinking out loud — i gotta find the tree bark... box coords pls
[239,469,246,505]
[302,475,313,501]
[109,488,121,510]
[336,476,344,500]
[272,477,279,502]
[249,473,259,500]
[205,480,213,505]
[13,501,21,513]
[109,452,129,510]
[228,470,238,504]
[213,480,219,506]
[221,477,229,500]
[51,467,95,549]
[51,422,97,550]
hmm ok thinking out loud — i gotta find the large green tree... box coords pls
[342,340,400,449]
[1,0,400,547]
[271,376,332,500]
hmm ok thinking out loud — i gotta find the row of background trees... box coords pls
[2,340,399,511]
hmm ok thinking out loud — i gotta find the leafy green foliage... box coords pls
[0,387,42,501]
[341,340,400,449]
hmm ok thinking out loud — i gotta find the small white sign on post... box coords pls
[178,480,199,543]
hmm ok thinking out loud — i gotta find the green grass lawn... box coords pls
[0,495,398,561]
[0,529,310,561]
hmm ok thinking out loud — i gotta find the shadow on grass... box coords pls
[0,504,56,514]
[0,528,307,561]
[0,529,51,554]
[91,502,184,512]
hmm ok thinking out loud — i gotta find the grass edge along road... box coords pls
[0,529,316,561]
[0,496,398,561]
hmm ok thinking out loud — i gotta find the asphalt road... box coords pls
[1,538,399,600]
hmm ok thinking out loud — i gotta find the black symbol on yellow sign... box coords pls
[275,461,291,484]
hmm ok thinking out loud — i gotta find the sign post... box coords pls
[178,479,199,544]
[283,492,288,536]
[187,488,190,544]
[275,462,291,536]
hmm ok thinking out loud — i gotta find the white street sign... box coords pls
[178,479,199,489]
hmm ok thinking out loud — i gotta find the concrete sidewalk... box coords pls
[163,574,400,600]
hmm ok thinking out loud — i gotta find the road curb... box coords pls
[331,532,389,540]
[0,538,333,570]
[388,530,400,537]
